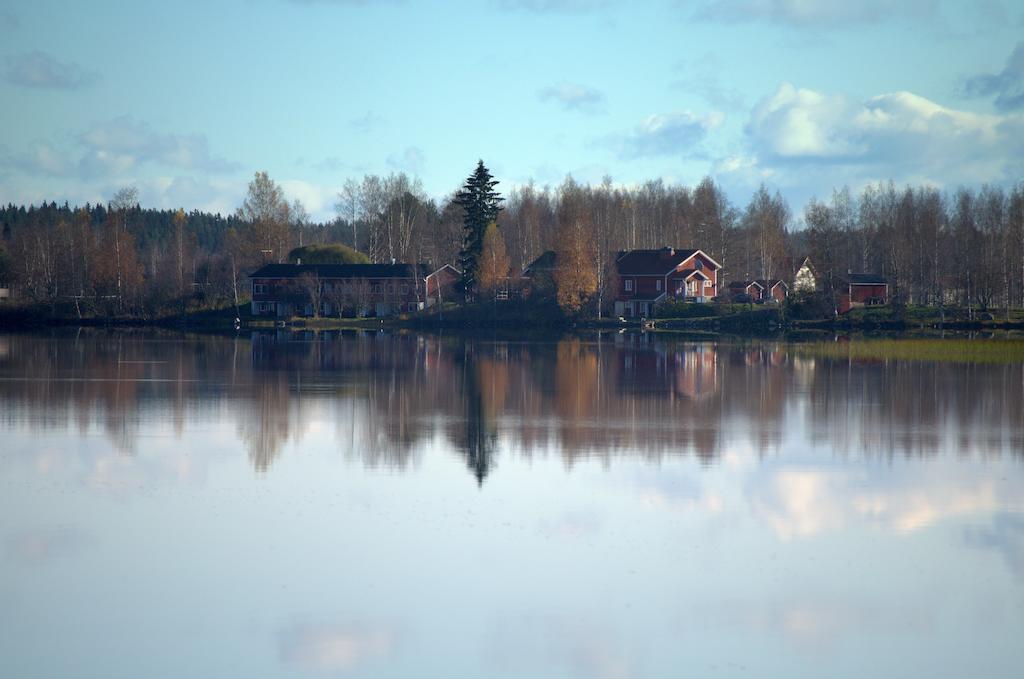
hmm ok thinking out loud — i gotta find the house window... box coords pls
[624,279,633,292]
[695,259,703,271]
[656,280,662,291]
[253,283,267,295]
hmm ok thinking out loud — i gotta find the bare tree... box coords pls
[298,271,324,318]
[237,172,292,263]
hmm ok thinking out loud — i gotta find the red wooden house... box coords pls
[614,247,721,318]
[756,279,789,302]
[729,279,788,303]
[836,273,888,313]
[728,280,765,302]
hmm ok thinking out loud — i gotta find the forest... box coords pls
[1,166,1023,319]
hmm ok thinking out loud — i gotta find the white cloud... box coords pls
[4,50,99,89]
[604,111,724,159]
[4,140,74,176]
[738,83,1024,190]
[278,179,339,220]
[693,0,938,27]
[538,82,606,113]
[748,83,856,158]
[137,176,244,217]
[2,117,239,181]
[78,116,239,175]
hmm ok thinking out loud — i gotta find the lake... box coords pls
[1,329,1022,678]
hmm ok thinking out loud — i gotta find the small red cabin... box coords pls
[836,273,888,313]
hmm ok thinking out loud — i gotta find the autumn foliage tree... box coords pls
[476,223,510,298]
[553,180,597,314]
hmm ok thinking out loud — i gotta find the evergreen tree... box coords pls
[455,160,503,296]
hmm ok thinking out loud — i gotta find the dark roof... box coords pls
[249,263,432,279]
[796,256,818,275]
[522,250,557,276]
[755,279,787,289]
[616,248,701,275]
[839,272,888,285]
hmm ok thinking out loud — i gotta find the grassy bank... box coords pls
[791,338,1024,364]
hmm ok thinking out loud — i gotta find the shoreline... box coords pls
[4,304,1024,340]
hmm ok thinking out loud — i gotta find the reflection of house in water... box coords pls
[5,331,1022,486]
[614,333,719,402]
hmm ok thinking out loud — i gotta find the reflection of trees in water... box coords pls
[236,374,294,473]
[2,331,1023,481]
[805,357,1024,458]
[456,342,498,484]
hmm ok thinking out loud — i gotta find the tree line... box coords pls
[1,165,1022,318]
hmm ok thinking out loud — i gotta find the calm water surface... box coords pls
[1,330,1023,678]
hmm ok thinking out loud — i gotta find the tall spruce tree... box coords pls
[455,160,503,296]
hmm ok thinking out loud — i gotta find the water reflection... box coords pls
[3,330,1023,678]
[1,330,1022,479]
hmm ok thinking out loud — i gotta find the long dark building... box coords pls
[248,263,460,318]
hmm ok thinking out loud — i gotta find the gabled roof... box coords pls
[839,272,888,285]
[677,268,710,281]
[615,247,719,275]
[755,279,788,290]
[796,256,817,275]
[425,264,461,279]
[250,263,434,279]
[522,250,557,276]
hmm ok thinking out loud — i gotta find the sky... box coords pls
[1,0,1023,222]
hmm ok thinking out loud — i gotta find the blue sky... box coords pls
[1,0,1023,221]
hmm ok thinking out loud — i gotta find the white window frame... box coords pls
[624,279,633,292]
[656,279,662,291]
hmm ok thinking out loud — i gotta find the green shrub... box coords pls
[288,243,370,265]
[786,291,834,320]
[656,301,718,319]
